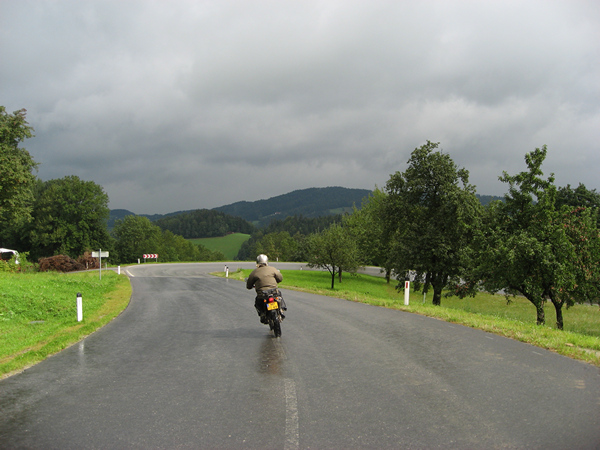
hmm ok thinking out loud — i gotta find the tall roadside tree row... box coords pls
[384,141,481,306]
[0,107,38,242]
[306,222,361,289]
[468,146,600,329]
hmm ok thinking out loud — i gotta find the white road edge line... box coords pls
[284,378,299,450]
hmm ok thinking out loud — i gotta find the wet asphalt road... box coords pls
[1,263,599,449]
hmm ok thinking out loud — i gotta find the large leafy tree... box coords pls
[238,230,308,262]
[112,215,162,264]
[254,231,299,262]
[0,107,38,237]
[343,188,394,282]
[558,206,600,310]
[26,176,112,259]
[306,223,361,289]
[470,146,600,329]
[556,183,600,227]
[384,141,481,305]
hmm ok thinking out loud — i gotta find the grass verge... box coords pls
[222,268,600,366]
[0,271,131,379]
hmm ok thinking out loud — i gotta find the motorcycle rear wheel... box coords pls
[273,318,281,337]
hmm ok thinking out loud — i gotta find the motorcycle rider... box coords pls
[246,254,283,323]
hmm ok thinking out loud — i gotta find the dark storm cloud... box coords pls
[1,0,598,213]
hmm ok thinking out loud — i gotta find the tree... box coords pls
[556,183,600,227]
[112,216,226,263]
[25,176,112,259]
[237,229,308,261]
[470,146,600,329]
[557,206,600,309]
[252,231,301,262]
[0,107,38,236]
[384,141,481,305]
[112,215,162,263]
[343,188,394,282]
[306,223,361,289]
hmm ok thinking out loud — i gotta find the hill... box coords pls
[107,209,179,229]
[108,186,372,229]
[108,188,504,232]
[214,186,373,226]
[154,209,255,238]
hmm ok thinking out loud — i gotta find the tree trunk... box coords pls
[330,266,336,289]
[551,298,564,330]
[432,288,442,306]
[517,288,546,326]
[535,301,545,325]
[338,268,342,283]
[431,273,446,306]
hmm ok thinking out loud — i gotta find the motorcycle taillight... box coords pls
[268,297,274,302]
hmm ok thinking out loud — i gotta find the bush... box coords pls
[38,255,84,272]
[0,259,19,273]
[77,252,100,270]
[0,252,35,273]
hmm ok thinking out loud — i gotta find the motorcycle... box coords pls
[258,289,286,338]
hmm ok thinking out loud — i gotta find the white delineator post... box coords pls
[404,281,410,306]
[76,293,83,322]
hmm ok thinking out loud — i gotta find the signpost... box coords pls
[92,249,109,280]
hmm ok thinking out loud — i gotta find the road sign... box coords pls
[143,254,158,259]
[92,249,109,280]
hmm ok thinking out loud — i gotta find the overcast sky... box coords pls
[1,0,599,214]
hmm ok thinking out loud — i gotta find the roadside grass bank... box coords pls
[224,268,600,366]
[189,233,250,260]
[0,271,131,379]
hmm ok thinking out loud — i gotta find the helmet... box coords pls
[256,254,268,265]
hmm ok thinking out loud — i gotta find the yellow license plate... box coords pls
[266,302,279,311]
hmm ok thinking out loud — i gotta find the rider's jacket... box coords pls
[246,265,283,293]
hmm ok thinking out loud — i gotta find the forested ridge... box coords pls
[109,189,503,239]
[108,186,373,235]
[213,186,372,226]
[154,209,255,238]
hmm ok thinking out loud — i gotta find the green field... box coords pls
[189,233,251,260]
[0,271,131,378]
